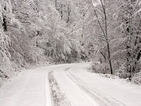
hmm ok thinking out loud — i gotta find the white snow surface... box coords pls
[68,63,141,106]
[0,65,60,106]
[0,63,141,106]
[53,65,98,106]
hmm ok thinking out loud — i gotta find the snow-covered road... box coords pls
[0,63,141,106]
[67,63,141,106]
[53,66,97,106]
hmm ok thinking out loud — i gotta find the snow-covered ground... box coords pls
[0,65,60,106]
[68,63,141,106]
[53,65,97,106]
[0,63,141,106]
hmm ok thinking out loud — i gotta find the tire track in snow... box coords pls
[53,66,97,106]
[65,69,126,106]
[48,71,71,106]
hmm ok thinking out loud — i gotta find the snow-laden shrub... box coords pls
[24,46,47,64]
[91,62,109,74]
[0,28,20,87]
[0,50,13,78]
[0,30,12,75]
[132,71,141,85]
[115,64,129,78]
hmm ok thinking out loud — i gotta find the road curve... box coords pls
[53,65,98,106]
[1,63,140,106]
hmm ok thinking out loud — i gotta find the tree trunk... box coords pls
[93,0,113,74]
[102,0,113,74]
[2,15,7,31]
[106,41,113,74]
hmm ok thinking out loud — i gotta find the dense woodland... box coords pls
[0,0,141,86]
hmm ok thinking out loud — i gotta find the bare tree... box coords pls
[91,0,113,74]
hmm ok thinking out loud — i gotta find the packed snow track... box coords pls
[0,63,141,106]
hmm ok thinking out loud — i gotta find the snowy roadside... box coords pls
[1,63,141,106]
[0,66,56,106]
[68,63,141,106]
[0,63,76,106]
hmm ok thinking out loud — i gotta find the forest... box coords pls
[0,0,141,86]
